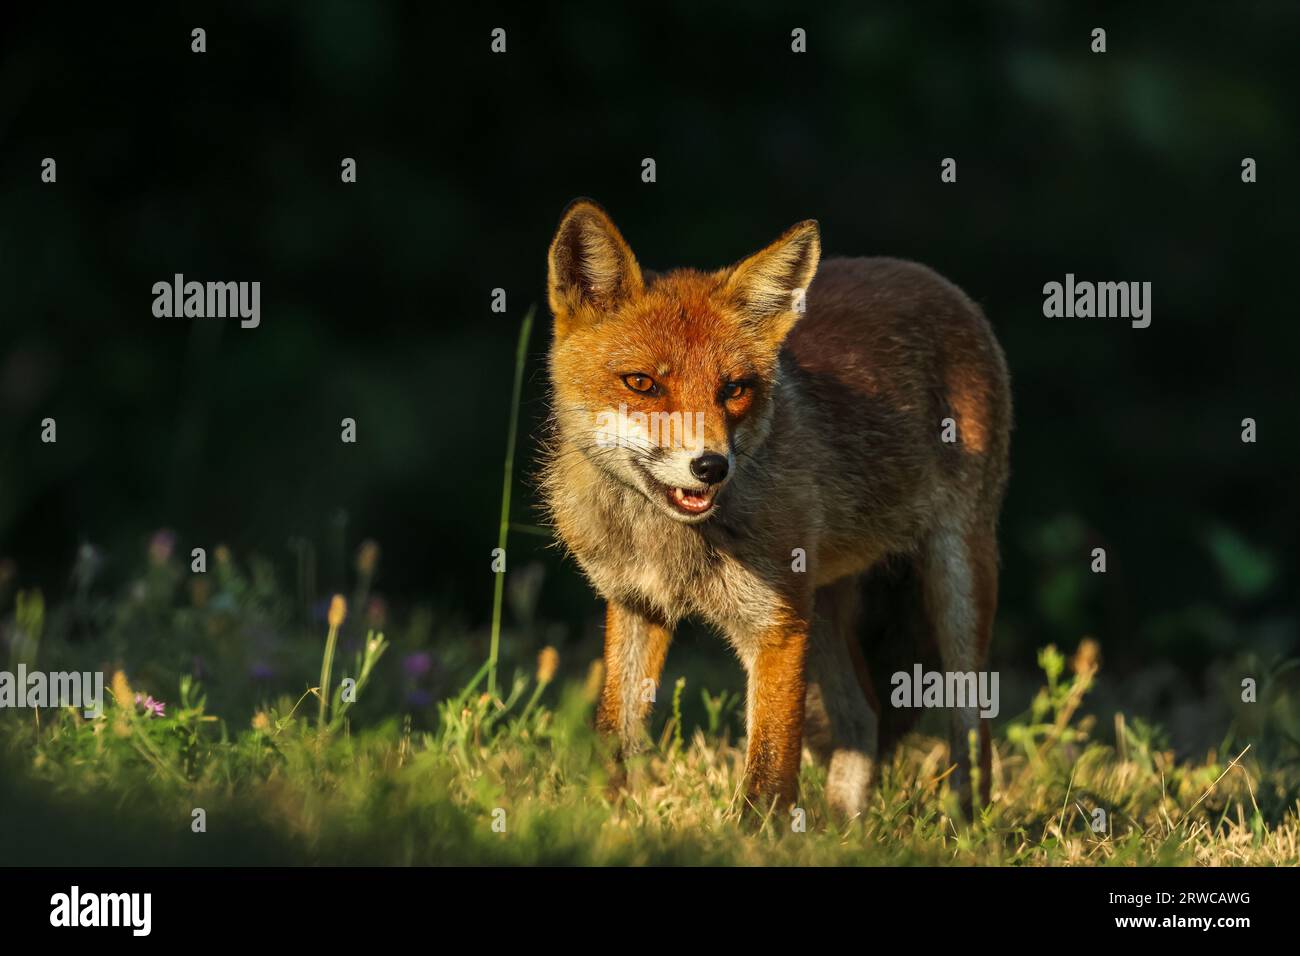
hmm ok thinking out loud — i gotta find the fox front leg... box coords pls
[742,620,810,815]
[595,601,673,759]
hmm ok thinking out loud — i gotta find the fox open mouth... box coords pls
[665,484,718,516]
[628,462,721,519]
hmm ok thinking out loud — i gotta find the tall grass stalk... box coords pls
[318,595,346,731]
[488,305,535,698]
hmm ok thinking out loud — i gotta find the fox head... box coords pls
[546,199,820,524]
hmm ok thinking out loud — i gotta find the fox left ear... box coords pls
[547,199,644,337]
[721,219,821,344]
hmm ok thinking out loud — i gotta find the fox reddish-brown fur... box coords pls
[540,199,1011,818]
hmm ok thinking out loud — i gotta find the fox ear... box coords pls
[547,199,644,335]
[721,219,821,343]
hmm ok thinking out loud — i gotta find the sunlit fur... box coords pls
[539,199,1011,817]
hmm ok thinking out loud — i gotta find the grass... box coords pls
[0,582,1297,865]
[1,310,1296,866]
[488,304,535,699]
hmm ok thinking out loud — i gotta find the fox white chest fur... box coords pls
[547,444,789,662]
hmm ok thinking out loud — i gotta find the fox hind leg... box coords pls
[803,577,879,821]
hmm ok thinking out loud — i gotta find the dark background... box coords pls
[1,2,1297,747]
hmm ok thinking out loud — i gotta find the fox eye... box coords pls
[623,373,658,395]
[721,381,750,401]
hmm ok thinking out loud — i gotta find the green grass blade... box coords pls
[488,305,536,698]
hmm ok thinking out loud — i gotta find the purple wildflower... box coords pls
[134,693,166,718]
[403,652,433,679]
[148,529,176,566]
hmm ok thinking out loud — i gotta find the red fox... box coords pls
[540,199,1011,819]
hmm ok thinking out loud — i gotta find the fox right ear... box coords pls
[721,219,821,346]
[547,199,644,335]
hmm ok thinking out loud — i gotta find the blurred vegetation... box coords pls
[0,546,1294,868]
[1,535,1297,864]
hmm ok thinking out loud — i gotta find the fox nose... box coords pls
[690,453,729,485]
